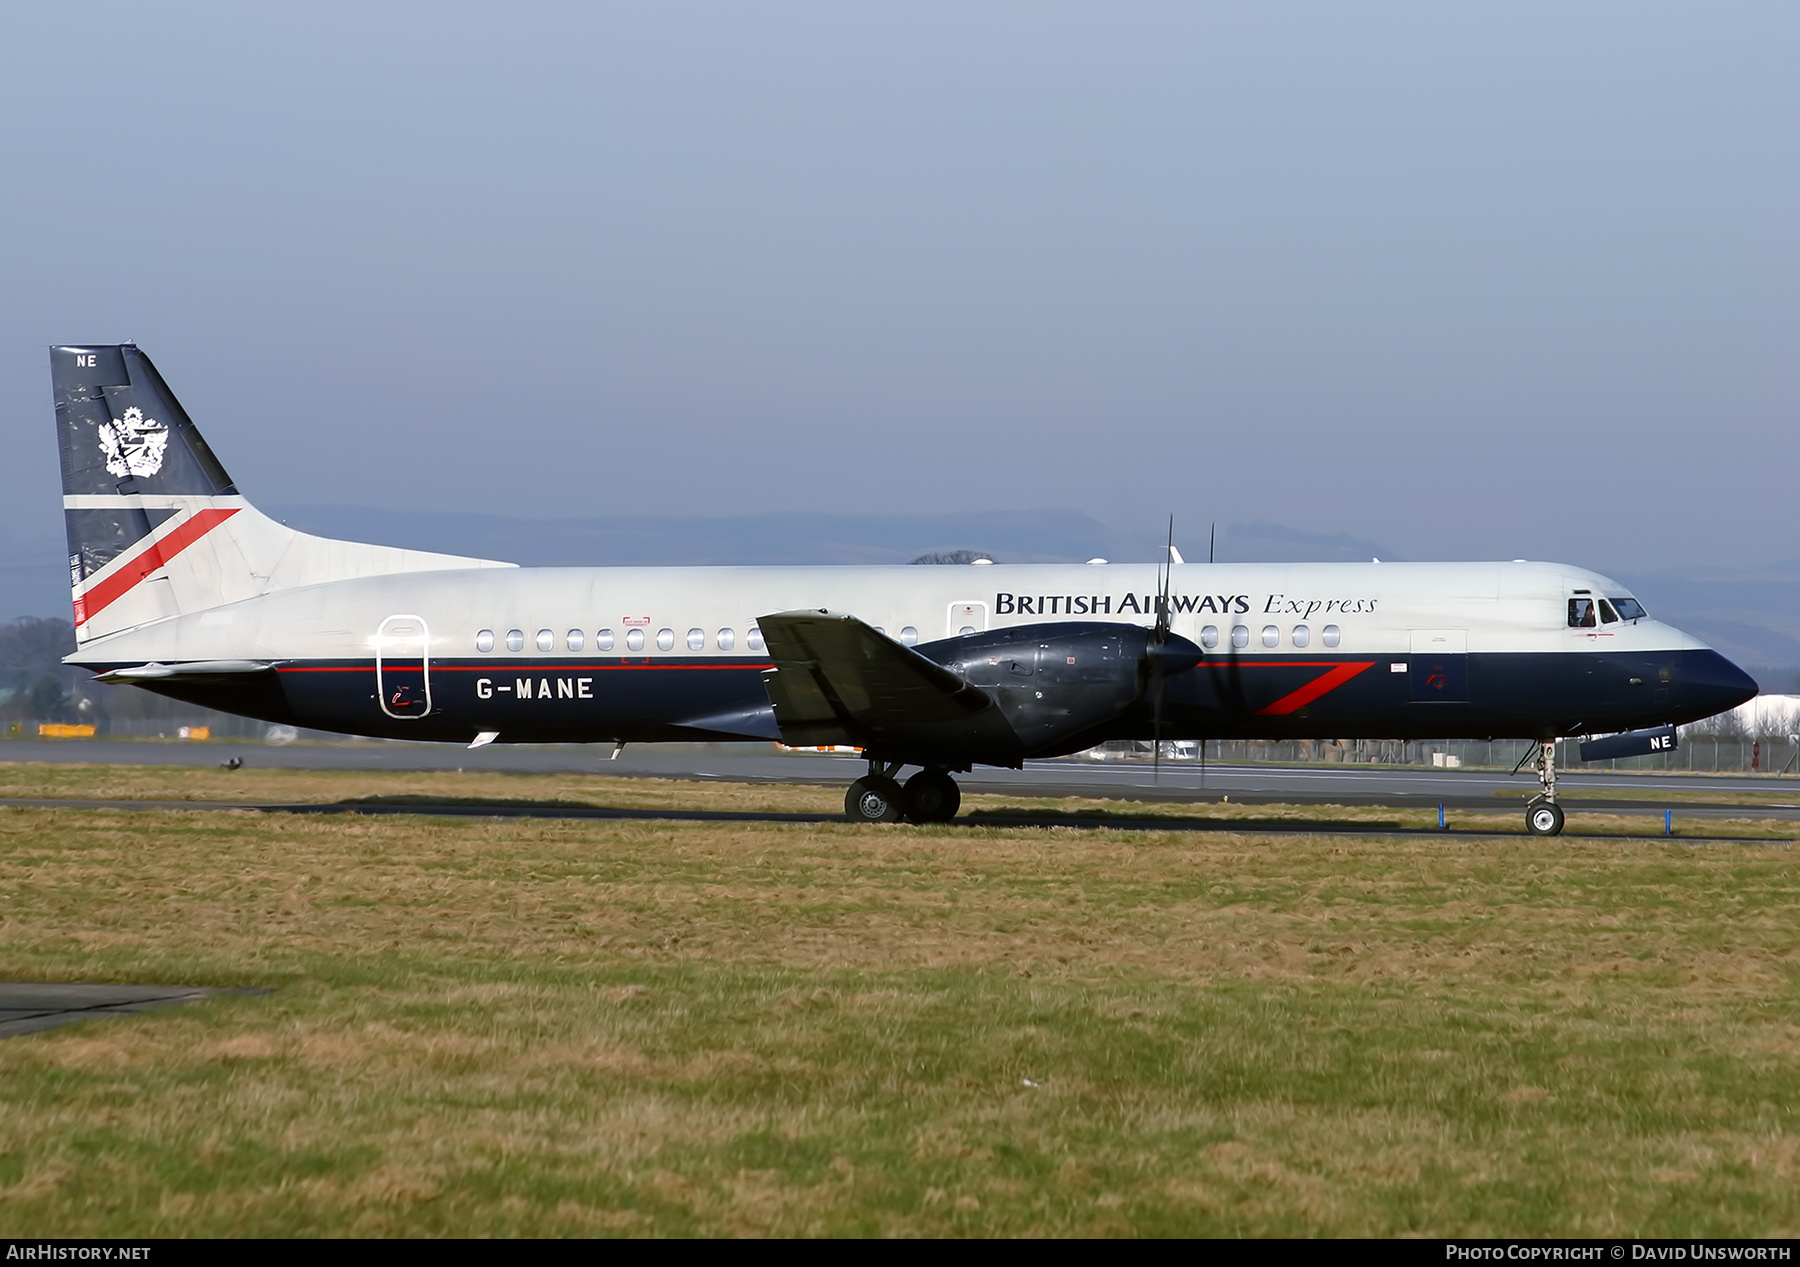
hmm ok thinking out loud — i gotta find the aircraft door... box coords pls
[376,614,432,719]
[1408,629,1468,703]
[948,602,988,637]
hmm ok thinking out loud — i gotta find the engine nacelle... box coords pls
[916,621,1202,757]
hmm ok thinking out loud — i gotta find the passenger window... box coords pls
[1261,625,1280,648]
[625,628,645,652]
[687,628,705,651]
[567,629,584,652]
[657,628,675,651]
[1200,625,1218,649]
[536,629,554,652]
[717,628,735,650]
[596,629,615,652]
[1231,625,1249,649]
[1322,625,1341,648]
[1598,599,1619,624]
[506,629,524,652]
[1292,624,1310,648]
[476,629,495,653]
[1568,598,1597,628]
[747,626,765,652]
[900,626,918,645]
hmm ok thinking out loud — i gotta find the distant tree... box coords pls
[1687,708,1749,739]
[0,614,286,738]
[0,617,77,693]
[25,674,69,723]
[0,618,88,725]
[909,550,997,565]
[1755,700,1799,743]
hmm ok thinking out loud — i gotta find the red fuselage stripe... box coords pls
[76,508,240,626]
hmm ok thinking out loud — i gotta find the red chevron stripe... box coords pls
[74,508,240,627]
[1255,661,1377,715]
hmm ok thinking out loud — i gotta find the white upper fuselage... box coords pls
[70,559,1702,666]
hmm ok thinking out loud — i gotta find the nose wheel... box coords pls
[1526,801,1565,836]
[1524,740,1566,836]
[844,762,962,824]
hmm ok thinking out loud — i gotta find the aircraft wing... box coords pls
[756,610,1018,763]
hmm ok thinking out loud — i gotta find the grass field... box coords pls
[1,764,1798,1236]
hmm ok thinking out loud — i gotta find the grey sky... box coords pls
[1,2,1794,578]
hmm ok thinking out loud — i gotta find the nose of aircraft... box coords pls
[1685,649,1759,720]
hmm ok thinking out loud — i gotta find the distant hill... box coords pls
[266,505,1124,568]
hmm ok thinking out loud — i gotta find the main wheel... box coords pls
[903,770,961,823]
[845,776,905,823]
[1525,802,1565,837]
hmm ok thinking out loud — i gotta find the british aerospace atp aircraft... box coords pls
[50,344,1756,835]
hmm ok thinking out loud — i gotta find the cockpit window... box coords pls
[1598,599,1619,624]
[1568,598,1597,628]
[1612,597,1647,621]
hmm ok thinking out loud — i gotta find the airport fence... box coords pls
[1101,734,1800,775]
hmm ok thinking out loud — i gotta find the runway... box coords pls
[0,982,268,1039]
[4,737,1797,822]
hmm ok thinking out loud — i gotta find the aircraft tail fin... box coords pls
[51,344,514,644]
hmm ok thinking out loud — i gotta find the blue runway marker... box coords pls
[1665,809,1673,836]
[1438,802,1446,831]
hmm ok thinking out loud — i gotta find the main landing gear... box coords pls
[1525,740,1566,836]
[844,761,962,825]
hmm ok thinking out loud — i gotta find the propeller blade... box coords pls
[1142,628,1201,783]
[1199,631,1250,719]
[1153,658,1166,781]
[1152,695,1160,779]
[1154,516,1176,643]
[1228,641,1248,715]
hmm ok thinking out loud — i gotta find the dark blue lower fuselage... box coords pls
[102,646,1757,754]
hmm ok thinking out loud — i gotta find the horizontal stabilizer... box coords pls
[756,609,1018,764]
[94,660,279,684]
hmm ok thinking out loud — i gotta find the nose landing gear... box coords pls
[844,760,962,824]
[1525,740,1565,836]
